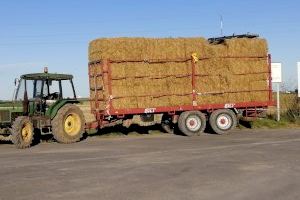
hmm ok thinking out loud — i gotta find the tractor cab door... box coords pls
[17,79,46,116]
[32,79,63,114]
[42,79,62,107]
[16,79,53,116]
[15,78,31,115]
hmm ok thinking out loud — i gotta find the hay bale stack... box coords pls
[88,37,269,110]
[89,37,208,62]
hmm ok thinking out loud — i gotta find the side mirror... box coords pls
[14,78,20,86]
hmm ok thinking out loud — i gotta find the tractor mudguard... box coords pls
[46,99,79,119]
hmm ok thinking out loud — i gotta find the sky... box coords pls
[0,0,299,99]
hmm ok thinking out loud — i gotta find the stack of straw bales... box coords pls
[88,37,269,110]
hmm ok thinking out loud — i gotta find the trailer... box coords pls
[87,35,274,136]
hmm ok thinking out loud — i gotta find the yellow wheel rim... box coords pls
[64,113,81,136]
[21,122,33,143]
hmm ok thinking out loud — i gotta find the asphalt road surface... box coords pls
[0,128,300,200]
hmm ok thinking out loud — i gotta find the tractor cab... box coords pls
[14,68,77,115]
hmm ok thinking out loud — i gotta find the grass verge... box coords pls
[239,117,300,129]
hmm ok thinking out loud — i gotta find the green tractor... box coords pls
[0,69,85,148]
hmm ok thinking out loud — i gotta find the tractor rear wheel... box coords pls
[11,116,34,149]
[52,104,85,144]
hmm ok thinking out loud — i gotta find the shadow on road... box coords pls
[86,124,172,138]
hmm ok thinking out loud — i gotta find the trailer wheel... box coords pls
[209,109,237,134]
[11,116,34,149]
[178,111,206,136]
[52,104,85,144]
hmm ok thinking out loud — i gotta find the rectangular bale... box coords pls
[89,37,269,110]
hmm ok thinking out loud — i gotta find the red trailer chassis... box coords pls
[87,54,274,130]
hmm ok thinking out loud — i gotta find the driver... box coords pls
[47,92,59,100]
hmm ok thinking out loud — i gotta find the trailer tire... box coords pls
[178,111,206,136]
[11,116,34,149]
[52,104,85,144]
[209,109,237,135]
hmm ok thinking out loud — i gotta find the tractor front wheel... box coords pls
[52,104,85,144]
[11,116,34,149]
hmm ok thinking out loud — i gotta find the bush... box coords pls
[280,94,300,123]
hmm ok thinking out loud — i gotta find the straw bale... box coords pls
[250,80,269,91]
[111,63,126,79]
[89,38,147,61]
[195,58,230,76]
[226,74,251,92]
[225,38,268,57]
[136,96,172,108]
[248,73,268,81]
[111,79,132,98]
[111,62,151,79]
[226,92,252,103]
[226,58,268,74]
[90,100,106,111]
[196,94,227,104]
[149,62,190,77]
[89,64,102,75]
[89,37,211,62]
[89,37,269,110]
[206,43,229,58]
[168,77,192,95]
[137,97,152,108]
[184,38,208,58]
[89,78,103,90]
[89,37,268,62]
[151,96,170,107]
[112,97,138,109]
[250,91,269,102]
[169,95,192,106]
[134,77,153,96]
[195,76,222,93]
[90,90,105,101]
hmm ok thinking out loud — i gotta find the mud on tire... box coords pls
[11,116,34,149]
[52,104,85,144]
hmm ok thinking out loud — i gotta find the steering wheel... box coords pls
[48,92,59,100]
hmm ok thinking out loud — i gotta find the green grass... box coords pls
[245,117,300,129]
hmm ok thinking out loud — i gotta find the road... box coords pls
[0,128,300,200]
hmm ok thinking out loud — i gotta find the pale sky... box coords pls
[0,0,299,99]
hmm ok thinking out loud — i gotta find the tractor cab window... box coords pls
[61,80,75,99]
[15,79,25,101]
[15,78,75,101]
[33,80,44,98]
[37,79,75,100]
[26,80,34,99]
[47,80,61,100]
[15,79,34,101]
[34,80,60,100]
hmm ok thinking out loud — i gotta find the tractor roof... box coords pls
[21,73,73,80]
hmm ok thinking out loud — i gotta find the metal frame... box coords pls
[88,54,274,125]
